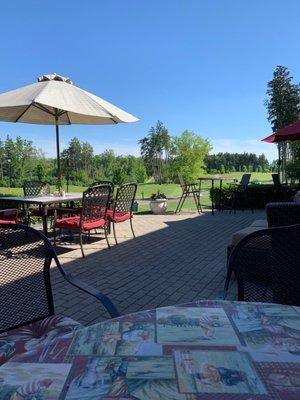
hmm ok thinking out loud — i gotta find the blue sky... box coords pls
[0,1,300,161]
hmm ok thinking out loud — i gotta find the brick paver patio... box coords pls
[50,209,265,325]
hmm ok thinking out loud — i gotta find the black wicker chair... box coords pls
[175,174,201,214]
[107,183,137,245]
[53,184,112,257]
[225,224,300,305]
[225,201,300,293]
[266,202,300,227]
[0,223,119,334]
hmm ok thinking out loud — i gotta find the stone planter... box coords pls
[150,199,168,214]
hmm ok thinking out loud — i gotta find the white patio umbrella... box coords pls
[0,73,138,187]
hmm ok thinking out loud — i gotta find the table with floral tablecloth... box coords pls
[1,300,300,399]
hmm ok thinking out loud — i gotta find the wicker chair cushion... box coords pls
[230,226,266,246]
[250,219,268,227]
[55,216,106,231]
[0,315,80,366]
[107,210,132,223]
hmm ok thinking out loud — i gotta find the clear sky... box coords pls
[0,0,300,161]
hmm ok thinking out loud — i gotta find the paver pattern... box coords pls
[51,209,265,325]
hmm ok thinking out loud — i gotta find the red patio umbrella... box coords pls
[262,120,300,143]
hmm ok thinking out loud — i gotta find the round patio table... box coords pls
[2,300,300,399]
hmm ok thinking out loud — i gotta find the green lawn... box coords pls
[0,172,273,212]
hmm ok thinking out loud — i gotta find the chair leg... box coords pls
[53,226,56,245]
[113,223,118,245]
[177,191,188,213]
[130,218,135,238]
[104,225,111,249]
[224,268,233,292]
[79,232,85,258]
[175,193,184,214]
[192,191,200,214]
[197,191,202,213]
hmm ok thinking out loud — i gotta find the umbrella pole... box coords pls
[55,116,62,190]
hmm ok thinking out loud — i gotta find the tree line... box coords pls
[0,135,148,188]
[204,152,271,174]
[0,127,272,188]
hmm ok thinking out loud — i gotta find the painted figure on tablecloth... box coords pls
[193,364,247,388]
[102,322,161,355]
[72,358,104,389]
[156,307,240,345]
[103,358,140,399]
[10,378,52,400]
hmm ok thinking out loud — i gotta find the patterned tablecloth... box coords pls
[1,300,300,399]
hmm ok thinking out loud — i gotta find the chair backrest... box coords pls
[272,173,282,189]
[228,224,300,305]
[239,173,251,188]
[23,180,50,196]
[90,180,114,194]
[80,184,112,226]
[0,224,58,332]
[266,202,300,227]
[271,225,300,306]
[113,183,137,215]
[178,174,186,189]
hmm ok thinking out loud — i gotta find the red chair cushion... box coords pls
[107,210,132,223]
[0,219,16,224]
[55,216,106,231]
[0,315,80,366]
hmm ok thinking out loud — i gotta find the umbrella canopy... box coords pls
[0,73,138,187]
[262,120,300,143]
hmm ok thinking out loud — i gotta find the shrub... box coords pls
[210,184,298,209]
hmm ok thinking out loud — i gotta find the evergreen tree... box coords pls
[265,65,300,179]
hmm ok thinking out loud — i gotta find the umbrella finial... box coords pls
[37,73,73,84]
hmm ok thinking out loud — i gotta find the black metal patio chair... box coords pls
[230,173,253,213]
[224,224,300,305]
[23,180,51,197]
[53,184,112,257]
[175,174,201,214]
[90,180,114,193]
[272,173,282,190]
[0,223,120,334]
[107,183,137,245]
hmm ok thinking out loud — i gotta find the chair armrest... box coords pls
[63,272,120,318]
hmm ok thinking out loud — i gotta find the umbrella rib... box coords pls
[78,89,119,123]
[66,112,71,125]
[15,104,33,122]
[32,102,56,116]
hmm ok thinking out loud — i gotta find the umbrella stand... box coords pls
[33,103,63,190]
[55,114,62,190]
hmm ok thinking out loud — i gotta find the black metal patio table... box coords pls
[0,193,82,234]
[198,176,236,215]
